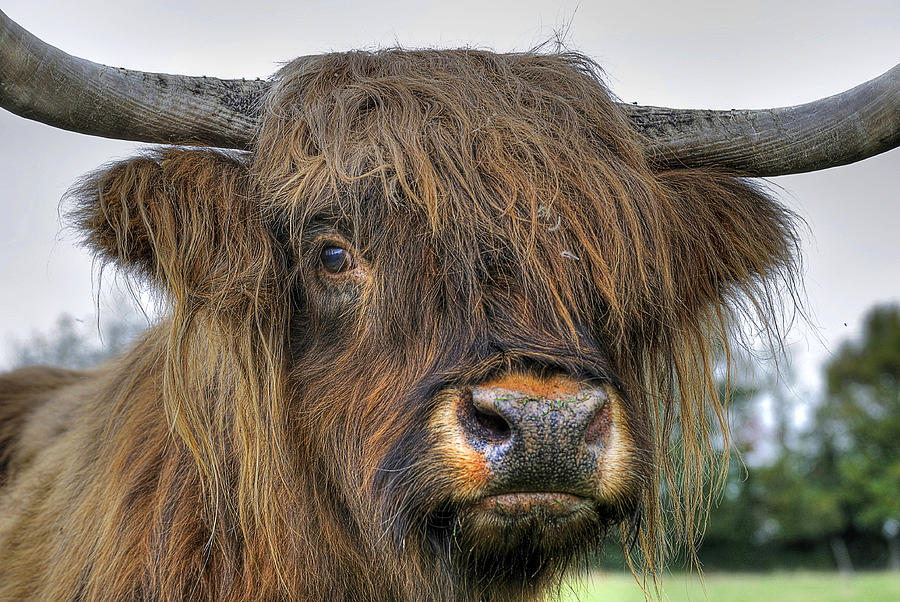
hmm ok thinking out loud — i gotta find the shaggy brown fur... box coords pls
[0,49,797,600]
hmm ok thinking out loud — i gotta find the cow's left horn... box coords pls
[623,64,900,176]
[0,9,265,149]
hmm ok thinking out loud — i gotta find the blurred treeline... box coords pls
[9,313,146,370]
[4,300,899,572]
[7,298,148,370]
[698,304,900,572]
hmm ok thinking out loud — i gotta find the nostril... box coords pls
[459,391,512,444]
[472,405,511,440]
[584,401,611,445]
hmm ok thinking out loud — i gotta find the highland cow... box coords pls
[1,10,898,602]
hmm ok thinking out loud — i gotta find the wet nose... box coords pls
[457,375,610,492]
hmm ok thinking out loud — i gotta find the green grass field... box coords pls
[560,571,900,601]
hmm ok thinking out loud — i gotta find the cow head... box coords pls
[2,11,897,600]
[66,50,800,597]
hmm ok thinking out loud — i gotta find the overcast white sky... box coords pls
[1,0,898,392]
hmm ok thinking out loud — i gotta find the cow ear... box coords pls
[656,169,799,318]
[71,149,276,303]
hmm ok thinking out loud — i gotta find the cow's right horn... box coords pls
[0,9,265,149]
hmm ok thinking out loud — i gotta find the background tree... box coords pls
[698,304,900,571]
[817,305,900,571]
[7,296,148,370]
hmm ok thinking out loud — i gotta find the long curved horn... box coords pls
[625,64,900,176]
[2,10,897,175]
[0,9,265,149]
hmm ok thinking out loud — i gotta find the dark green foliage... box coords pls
[697,304,900,571]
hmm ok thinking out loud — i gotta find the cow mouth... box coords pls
[472,492,592,518]
[454,490,608,540]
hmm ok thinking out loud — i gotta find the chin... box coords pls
[430,491,630,599]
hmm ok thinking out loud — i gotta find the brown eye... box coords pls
[320,245,352,273]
